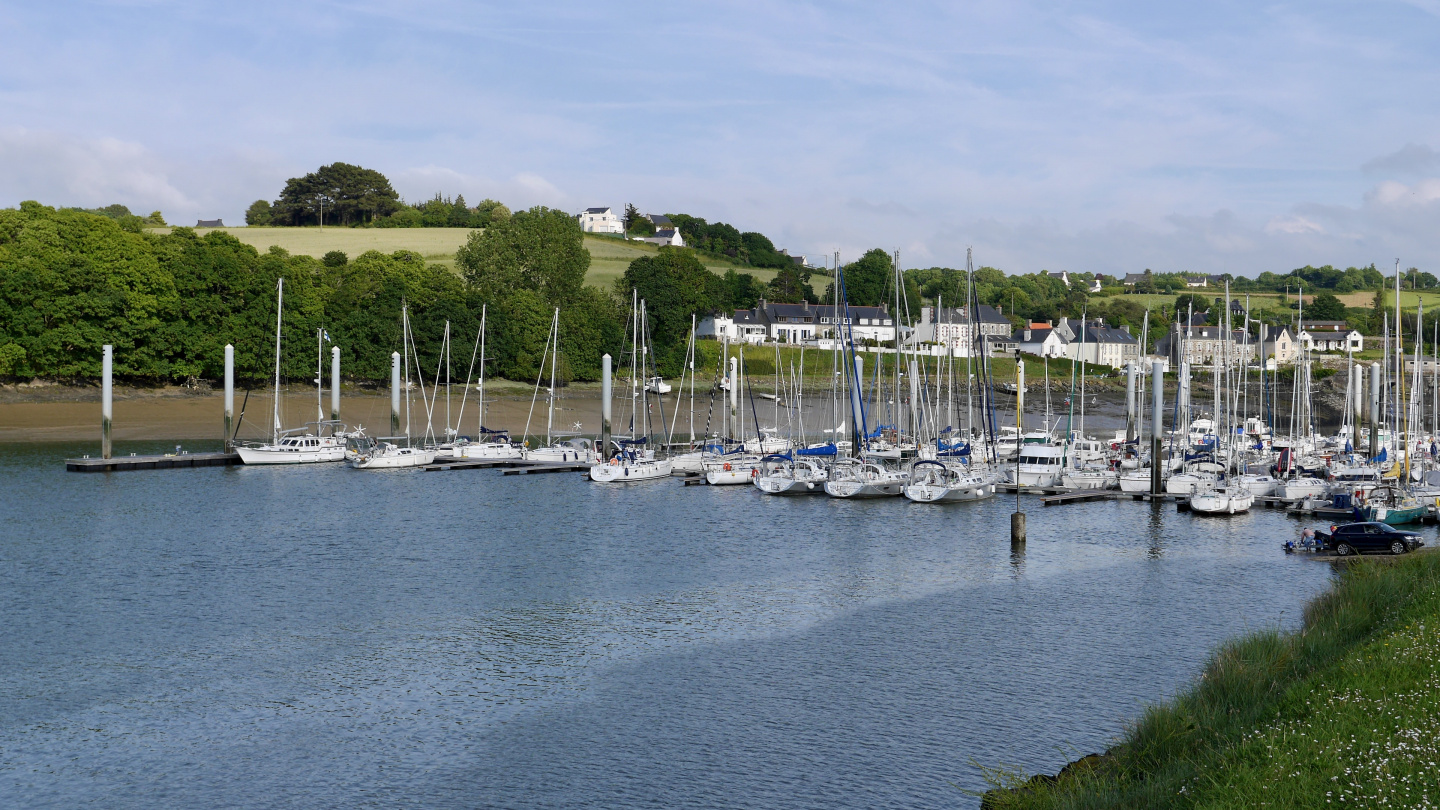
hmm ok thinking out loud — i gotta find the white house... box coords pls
[642,228,685,247]
[911,305,1012,355]
[1013,325,1069,358]
[576,207,623,234]
[1297,321,1363,353]
[698,300,896,345]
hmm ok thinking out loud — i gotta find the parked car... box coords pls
[1317,522,1425,556]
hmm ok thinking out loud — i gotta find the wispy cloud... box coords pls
[1,1,1439,273]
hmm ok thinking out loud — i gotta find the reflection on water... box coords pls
[0,442,1374,809]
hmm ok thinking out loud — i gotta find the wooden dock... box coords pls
[1040,490,1114,506]
[501,463,592,475]
[66,452,241,472]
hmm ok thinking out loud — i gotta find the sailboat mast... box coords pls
[317,327,323,424]
[272,277,283,444]
[547,308,559,445]
[403,304,412,443]
[479,305,487,433]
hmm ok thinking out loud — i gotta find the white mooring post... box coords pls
[601,353,612,458]
[390,351,402,436]
[330,346,341,421]
[1012,358,1026,548]
[1150,360,1164,495]
[729,355,739,441]
[224,344,234,452]
[1369,361,1381,458]
[850,355,864,449]
[1125,362,1138,444]
[102,344,113,460]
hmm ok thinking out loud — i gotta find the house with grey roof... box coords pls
[576,206,623,234]
[641,228,685,247]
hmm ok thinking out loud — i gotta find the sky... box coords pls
[2,1,1439,277]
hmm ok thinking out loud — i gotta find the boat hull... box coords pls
[754,476,826,494]
[236,445,347,465]
[902,480,995,502]
[351,449,436,469]
[824,479,903,498]
[705,467,755,485]
[589,460,672,482]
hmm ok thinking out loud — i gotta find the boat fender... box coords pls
[723,462,732,471]
[610,458,619,466]
[750,468,758,478]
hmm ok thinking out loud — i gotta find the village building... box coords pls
[698,300,895,345]
[1297,320,1364,353]
[576,206,624,234]
[909,305,1012,354]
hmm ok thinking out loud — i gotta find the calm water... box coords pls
[0,441,1364,808]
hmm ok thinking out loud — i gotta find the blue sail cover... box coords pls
[620,437,647,445]
[1184,450,1215,463]
[866,424,896,439]
[797,443,838,456]
[1370,447,1388,463]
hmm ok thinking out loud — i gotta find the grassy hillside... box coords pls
[981,550,1440,809]
[150,226,779,290]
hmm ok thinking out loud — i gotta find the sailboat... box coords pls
[236,278,359,465]
[591,296,671,481]
[521,307,601,465]
[442,305,524,460]
[351,304,437,469]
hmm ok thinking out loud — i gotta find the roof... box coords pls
[653,229,678,238]
[648,214,673,227]
[196,218,223,227]
[1298,320,1350,331]
[583,207,612,214]
[925,305,1009,325]
[1080,325,1138,345]
[1012,326,1067,344]
[1122,273,1148,283]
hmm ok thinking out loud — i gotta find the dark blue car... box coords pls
[1319,522,1425,556]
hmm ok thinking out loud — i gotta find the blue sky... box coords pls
[2,1,1439,277]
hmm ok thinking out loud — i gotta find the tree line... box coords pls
[244,163,511,229]
[0,201,619,384]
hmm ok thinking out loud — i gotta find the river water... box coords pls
[0,440,1368,808]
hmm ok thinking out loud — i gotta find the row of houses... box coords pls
[1153,317,1363,367]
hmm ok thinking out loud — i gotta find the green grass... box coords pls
[148,226,779,290]
[981,550,1440,809]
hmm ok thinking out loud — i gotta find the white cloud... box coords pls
[1265,215,1325,235]
[0,126,193,213]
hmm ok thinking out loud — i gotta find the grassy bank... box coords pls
[981,551,1440,809]
[148,227,777,290]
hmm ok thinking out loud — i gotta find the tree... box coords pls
[623,204,643,233]
[246,200,273,226]
[1173,293,1208,321]
[767,265,817,304]
[1307,292,1346,321]
[270,163,401,226]
[618,248,720,373]
[455,206,590,307]
[322,251,348,268]
[831,249,893,307]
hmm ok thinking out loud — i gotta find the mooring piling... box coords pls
[601,353,612,455]
[101,344,113,460]
[390,351,401,435]
[330,346,341,421]
[1012,358,1026,548]
[224,344,234,451]
[1150,360,1163,495]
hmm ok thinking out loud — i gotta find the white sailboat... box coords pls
[824,457,906,498]
[591,297,669,480]
[903,459,998,502]
[753,454,828,494]
[352,305,436,469]
[1189,483,1255,514]
[236,279,359,465]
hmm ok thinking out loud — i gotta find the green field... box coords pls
[151,226,779,290]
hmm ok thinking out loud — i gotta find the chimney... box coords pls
[1122,324,1131,335]
[1024,329,1032,341]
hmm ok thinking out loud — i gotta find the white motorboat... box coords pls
[1014,443,1066,488]
[590,455,673,482]
[1232,473,1279,497]
[903,460,998,503]
[1166,471,1217,495]
[526,437,599,464]
[1189,484,1254,515]
[237,423,356,464]
[824,458,906,498]
[643,376,672,395]
[743,427,792,455]
[1118,470,1154,493]
[1060,467,1117,490]
[350,439,436,469]
[753,455,828,494]
[1280,476,1327,500]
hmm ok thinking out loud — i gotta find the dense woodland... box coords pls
[2,178,1426,384]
